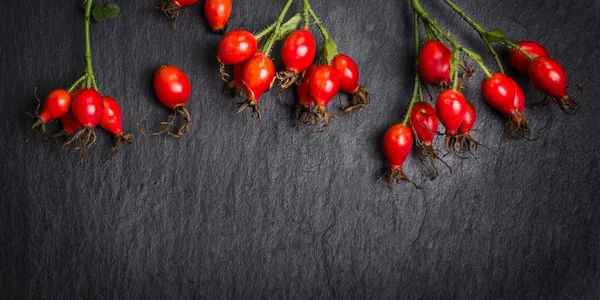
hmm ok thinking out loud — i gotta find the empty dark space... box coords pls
[1,0,599,299]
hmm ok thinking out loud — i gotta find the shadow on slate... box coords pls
[0,0,599,299]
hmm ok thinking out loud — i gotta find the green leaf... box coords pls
[92,5,105,22]
[92,3,120,22]
[103,4,120,19]
[276,14,303,41]
[483,28,507,44]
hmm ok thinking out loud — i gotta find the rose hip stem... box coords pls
[260,0,295,56]
[68,0,99,92]
[442,0,534,68]
[401,12,424,126]
[302,0,338,64]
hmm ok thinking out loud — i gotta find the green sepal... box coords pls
[318,38,338,65]
[483,28,507,44]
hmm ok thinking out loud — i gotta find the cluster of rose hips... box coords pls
[216,0,370,130]
[30,0,131,163]
[32,89,132,161]
[381,0,581,188]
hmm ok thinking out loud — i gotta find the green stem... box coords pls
[442,0,532,63]
[412,0,492,78]
[304,0,329,40]
[485,42,504,74]
[402,12,422,125]
[68,75,87,92]
[262,0,295,56]
[83,0,97,90]
[302,1,309,28]
[443,0,486,35]
[451,50,460,91]
[254,23,277,40]
[502,40,534,61]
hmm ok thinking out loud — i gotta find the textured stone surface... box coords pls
[1,0,599,299]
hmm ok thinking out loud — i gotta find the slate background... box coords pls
[1,0,600,299]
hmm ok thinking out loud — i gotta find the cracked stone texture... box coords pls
[1,0,599,299]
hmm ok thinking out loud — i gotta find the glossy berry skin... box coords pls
[281,29,317,75]
[435,90,467,135]
[332,54,360,94]
[409,102,438,145]
[39,89,72,123]
[100,96,125,136]
[241,54,275,101]
[218,30,258,65]
[512,81,525,114]
[154,65,191,109]
[70,89,82,100]
[308,66,340,107]
[458,100,476,134]
[59,112,82,135]
[204,0,231,32]
[232,62,246,88]
[174,0,198,8]
[297,66,316,106]
[71,88,103,127]
[383,124,413,170]
[509,41,549,75]
[528,57,568,99]
[297,81,313,107]
[418,40,452,86]
[481,73,518,117]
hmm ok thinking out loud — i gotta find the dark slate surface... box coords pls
[1,0,599,299]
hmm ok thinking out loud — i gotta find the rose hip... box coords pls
[332,54,371,113]
[100,96,133,151]
[278,29,317,89]
[528,56,579,114]
[234,53,275,119]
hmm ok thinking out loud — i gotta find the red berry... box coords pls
[383,124,413,170]
[509,41,549,75]
[71,88,103,127]
[332,54,360,94]
[281,29,317,75]
[234,53,275,119]
[100,96,133,150]
[481,73,517,117]
[308,65,340,107]
[100,96,124,136]
[435,89,467,135]
[59,112,82,135]
[297,67,315,107]
[241,54,275,102]
[158,0,198,19]
[458,100,476,134]
[174,0,198,7]
[204,0,231,33]
[218,30,258,65]
[232,63,246,88]
[38,89,72,124]
[418,40,452,86]
[154,65,191,109]
[409,102,438,145]
[528,57,579,114]
[512,80,525,114]
[528,57,568,100]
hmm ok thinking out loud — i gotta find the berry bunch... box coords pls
[217,0,371,131]
[29,1,131,163]
[381,0,581,187]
